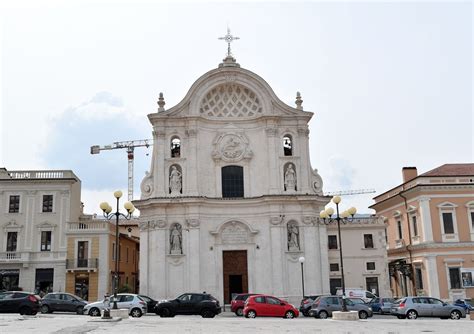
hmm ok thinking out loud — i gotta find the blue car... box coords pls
[454,299,472,314]
[368,297,396,314]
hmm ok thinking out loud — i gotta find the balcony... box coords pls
[0,252,30,263]
[66,258,99,272]
[67,221,109,232]
[0,169,78,180]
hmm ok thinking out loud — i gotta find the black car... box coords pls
[155,293,221,318]
[0,291,41,315]
[41,293,87,314]
[138,295,158,313]
[299,295,320,317]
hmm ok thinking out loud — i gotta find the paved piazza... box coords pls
[0,313,472,334]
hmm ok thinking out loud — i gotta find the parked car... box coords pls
[347,298,367,305]
[309,296,373,319]
[41,292,87,314]
[243,294,299,319]
[231,293,258,316]
[454,299,472,314]
[368,297,396,314]
[299,295,320,317]
[336,288,377,303]
[154,293,221,318]
[0,291,41,315]
[83,293,147,317]
[138,295,158,313]
[390,297,466,320]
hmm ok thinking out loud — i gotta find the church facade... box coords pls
[134,54,331,305]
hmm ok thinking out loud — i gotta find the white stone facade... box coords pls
[327,217,391,297]
[134,56,331,305]
[0,169,81,293]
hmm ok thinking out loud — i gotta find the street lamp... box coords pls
[299,256,305,298]
[100,190,135,309]
[319,196,357,312]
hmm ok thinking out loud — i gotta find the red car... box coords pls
[243,294,299,319]
[231,293,258,316]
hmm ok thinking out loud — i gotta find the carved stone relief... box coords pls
[284,163,297,192]
[140,171,154,199]
[311,169,324,195]
[169,165,182,196]
[212,132,253,162]
[169,223,183,254]
[287,222,300,252]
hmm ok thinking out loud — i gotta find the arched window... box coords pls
[283,135,293,156]
[222,166,244,198]
[171,137,181,158]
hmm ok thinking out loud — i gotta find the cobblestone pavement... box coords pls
[0,312,472,334]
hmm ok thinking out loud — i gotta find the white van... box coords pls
[335,288,377,302]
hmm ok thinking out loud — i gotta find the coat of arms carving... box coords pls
[212,131,253,162]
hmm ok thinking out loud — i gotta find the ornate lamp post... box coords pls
[319,196,357,312]
[100,190,135,309]
[299,256,305,298]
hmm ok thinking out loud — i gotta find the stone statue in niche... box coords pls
[284,164,297,191]
[169,166,182,195]
[287,222,300,251]
[170,224,182,254]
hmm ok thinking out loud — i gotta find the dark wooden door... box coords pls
[223,250,248,304]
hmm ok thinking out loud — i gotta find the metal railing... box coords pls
[66,258,98,269]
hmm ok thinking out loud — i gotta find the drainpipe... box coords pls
[399,190,416,296]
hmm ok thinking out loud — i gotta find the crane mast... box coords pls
[90,139,152,201]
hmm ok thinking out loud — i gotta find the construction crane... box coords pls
[324,189,376,196]
[90,139,153,201]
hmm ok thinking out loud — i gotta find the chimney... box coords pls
[402,167,418,183]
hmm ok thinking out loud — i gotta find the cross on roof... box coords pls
[218,27,240,57]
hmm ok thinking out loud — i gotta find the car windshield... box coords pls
[139,295,152,302]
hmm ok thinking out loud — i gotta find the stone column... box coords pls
[269,216,284,295]
[154,129,167,197]
[25,191,36,251]
[186,128,199,196]
[297,127,311,193]
[138,221,150,295]
[302,216,319,293]
[186,219,200,292]
[266,128,280,194]
[152,221,168,299]
[425,255,440,298]
[419,197,433,242]
[58,191,69,250]
[318,222,330,294]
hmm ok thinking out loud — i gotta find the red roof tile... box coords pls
[420,164,474,177]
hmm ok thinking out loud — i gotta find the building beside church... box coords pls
[134,52,331,305]
[371,164,474,301]
[0,168,81,294]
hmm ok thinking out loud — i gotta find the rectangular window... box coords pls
[364,234,374,248]
[412,216,418,237]
[366,262,376,270]
[126,247,129,263]
[330,263,339,272]
[366,277,379,296]
[449,267,461,289]
[221,166,244,198]
[397,220,403,239]
[442,212,454,234]
[40,231,52,251]
[471,212,474,229]
[42,195,53,213]
[9,195,20,213]
[415,267,423,290]
[6,232,18,252]
[328,235,338,249]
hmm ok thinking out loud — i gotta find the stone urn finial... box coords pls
[158,92,166,112]
[295,91,303,110]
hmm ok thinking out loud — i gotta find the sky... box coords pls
[0,0,472,215]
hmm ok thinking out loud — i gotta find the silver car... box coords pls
[83,293,147,317]
[390,297,466,320]
[309,296,373,319]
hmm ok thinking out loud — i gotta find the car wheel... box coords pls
[359,311,368,319]
[201,309,215,318]
[407,310,418,319]
[397,315,406,319]
[246,310,257,318]
[284,311,295,319]
[130,308,143,318]
[318,311,329,319]
[160,307,171,318]
[302,311,309,317]
[76,306,84,315]
[40,305,50,314]
[19,307,31,315]
[89,308,100,317]
[450,310,461,320]
[31,311,37,316]
[235,308,244,317]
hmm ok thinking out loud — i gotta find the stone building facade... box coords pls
[0,168,81,294]
[134,55,330,305]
